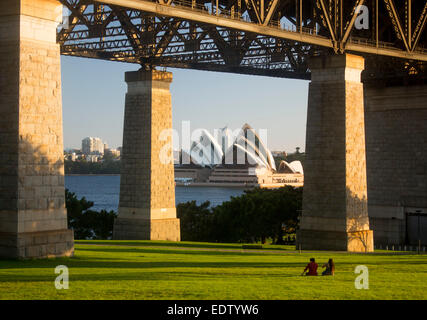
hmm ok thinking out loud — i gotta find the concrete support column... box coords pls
[114,69,180,241]
[0,0,74,258]
[364,83,427,245]
[297,54,373,252]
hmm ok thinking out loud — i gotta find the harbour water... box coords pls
[65,175,246,212]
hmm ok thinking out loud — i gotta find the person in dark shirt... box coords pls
[322,258,335,276]
[302,258,318,276]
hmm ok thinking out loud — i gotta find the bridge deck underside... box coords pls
[58,0,427,80]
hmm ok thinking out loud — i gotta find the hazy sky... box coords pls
[61,56,309,153]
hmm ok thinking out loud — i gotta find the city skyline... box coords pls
[65,127,304,154]
[61,56,309,152]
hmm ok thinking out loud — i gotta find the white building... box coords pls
[82,137,104,155]
[175,124,304,187]
[104,148,121,158]
[86,154,99,162]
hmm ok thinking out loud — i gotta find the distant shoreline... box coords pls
[65,175,299,189]
[65,175,251,189]
[66,174,120,176]
[176,182,252,188]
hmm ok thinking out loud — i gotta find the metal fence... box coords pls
[374,244,427,253]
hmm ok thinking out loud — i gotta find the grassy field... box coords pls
[0,240,426,300]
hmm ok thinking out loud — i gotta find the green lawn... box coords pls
[0,240,426,300]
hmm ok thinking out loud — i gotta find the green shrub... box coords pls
[177,186,302,244]
[65,189,117,239]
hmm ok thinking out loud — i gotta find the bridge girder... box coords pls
[58,0,427,80]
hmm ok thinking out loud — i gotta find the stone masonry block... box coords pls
[299,54,373,252]
[0,0,74,259]
[115,69,180,241]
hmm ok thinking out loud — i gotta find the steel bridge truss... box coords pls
[58,0,427,80]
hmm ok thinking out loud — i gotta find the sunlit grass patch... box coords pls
[0,240,426,300]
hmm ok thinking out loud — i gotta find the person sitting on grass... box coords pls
[301,258,318,276]
[322,258,335,276]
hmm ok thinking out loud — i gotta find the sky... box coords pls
[61,56,309,153]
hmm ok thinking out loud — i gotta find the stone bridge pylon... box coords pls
[0,0,74,258]
[113,69,180,241]
[297,54,374,252]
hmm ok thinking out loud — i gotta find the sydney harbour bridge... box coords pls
[0,0,426,258]
[58,0,427,80]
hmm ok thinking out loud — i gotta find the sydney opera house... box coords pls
[174,124,303,188]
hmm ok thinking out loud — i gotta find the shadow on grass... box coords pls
[0,257,306,270]
[75,240,294,251]
[0,269,302,283]
[1,245,424,268]
[1,244,425,283]
[75,246,287,257]
[0,246,380,272]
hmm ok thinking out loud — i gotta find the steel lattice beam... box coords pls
[57,0,427,80]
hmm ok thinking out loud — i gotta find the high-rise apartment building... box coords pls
[82,137,104,155]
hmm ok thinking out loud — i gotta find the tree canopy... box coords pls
[177,186,302,244]
[66,189,117,239]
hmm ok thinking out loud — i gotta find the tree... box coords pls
[64,159,121,174]
[177,200,213,241]
[65,189,117,239]
[285,151,305,167]
[176,186,303,244]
